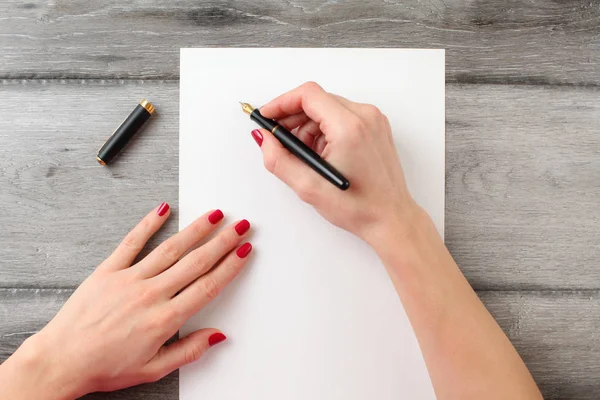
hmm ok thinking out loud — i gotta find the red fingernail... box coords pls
[236,242,252,258]
[235,219,250,235]
[157,202,170,217]
[208,209,224,224]
[208,332,227,347]
[251,129,263,147]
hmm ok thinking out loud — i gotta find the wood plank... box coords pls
[480,290,600,400]
[446,84,600,290]
[0,0,599,85]
[1,288,599,399]
[0,80,180,287]
[1,80,598,289]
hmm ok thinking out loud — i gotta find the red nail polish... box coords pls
[251,129,263,147]
[157,202,170,217]
[236,242,252,258]
[208,332,227,347]
[208,209,224,224]
[235,219,250,236]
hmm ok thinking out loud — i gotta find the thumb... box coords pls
[251,128,325,204]
[143,329,226,381]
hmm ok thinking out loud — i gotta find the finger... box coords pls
[313,134,328,156]
[258,128,327,203]
[157,219,251,295]
[174,242,253,319]
[295,119,322,148]
[143,329,225,382]
[136,209,225,278]
[100,202,171,273]
[260,81,354,129]
[277,111,310,131]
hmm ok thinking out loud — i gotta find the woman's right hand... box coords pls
[253,82,544,400]
[252,82,422,245]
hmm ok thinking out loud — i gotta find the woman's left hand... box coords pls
[0,203,252,399]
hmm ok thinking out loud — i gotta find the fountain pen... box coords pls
[240,102,350,191]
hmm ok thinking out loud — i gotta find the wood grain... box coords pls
[446,84,600,290]
[1,288,598,399]
[0,80,180,288]
[0,80,598,290]
[481,290,600,400]
[0,0,598,85]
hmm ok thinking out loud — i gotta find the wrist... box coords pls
[1,333,85,400]
[364,202,432,254]
[367,203,457,295]
[366,203,451,282]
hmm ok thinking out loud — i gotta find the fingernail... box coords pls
[235,219,250,236]
[208,209,224,224]
[236,242,252,258]
[208,332,227,347]
[157,202,170,217]
[251,129,263,147]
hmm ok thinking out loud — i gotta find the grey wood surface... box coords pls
[0,0,599,85]
[1,1,599,399]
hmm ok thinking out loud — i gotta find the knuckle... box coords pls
[199,276,220,300]
[121,234,143,253]
[363,104,382,119]
[160,306,182,326]
[215,231,234,249]
[157,241,178,262]
[382,113,391,128]
[303,81,322,92]
[346,118,366,143]
[143,313,164,333]
[184,343,205,365]
[121,267,142,283]
[147,312,180,338]
[191,218,207,236]
[295,180,317,204]
[297,188,315,204]
[189,253,209,275]
[347,133,362,147]
[138,284,158,304]
[136,218,152,234]
[263,153,278,174]
[347,116,364,134]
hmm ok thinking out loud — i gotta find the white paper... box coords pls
[179,48,444,400]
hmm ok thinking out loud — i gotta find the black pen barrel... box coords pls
[273,126,349,190]
[250,109,349,190]
[250,109,278,132]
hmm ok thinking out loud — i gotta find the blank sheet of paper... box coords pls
[179,48,444,400]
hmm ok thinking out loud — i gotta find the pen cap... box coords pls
[97,100,155,165]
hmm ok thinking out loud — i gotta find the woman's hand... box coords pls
[0,204,252,399]
[251,81,421,245]
[252,82,542,399]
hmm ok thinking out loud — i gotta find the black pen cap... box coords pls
[96,99,155,165]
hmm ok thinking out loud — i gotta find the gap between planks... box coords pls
[2,78,600,88]
[2,287,600,294]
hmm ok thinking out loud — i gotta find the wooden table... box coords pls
[1,1,599,399]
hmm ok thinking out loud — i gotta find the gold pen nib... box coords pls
[239,102,255,115]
